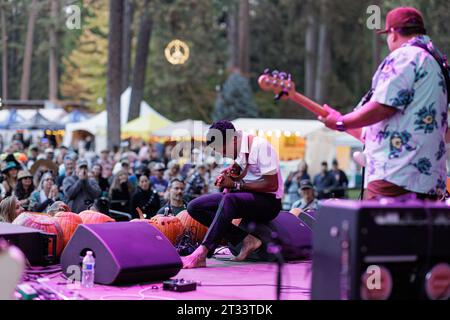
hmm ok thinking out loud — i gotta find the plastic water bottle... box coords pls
[81,251,95,288]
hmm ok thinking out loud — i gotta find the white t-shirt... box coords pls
[235,131,284,199]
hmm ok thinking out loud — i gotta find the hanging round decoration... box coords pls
[165,39,190,65]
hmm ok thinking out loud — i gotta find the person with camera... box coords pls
[63,160,102,213]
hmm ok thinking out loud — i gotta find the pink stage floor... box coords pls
[38,256,312,300]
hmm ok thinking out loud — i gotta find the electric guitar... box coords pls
[258,69,450,197]
[258,69,363,142]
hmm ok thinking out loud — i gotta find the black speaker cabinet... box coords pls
[229,211,315,262]
[61,222,182,285]
[311,200,450,300]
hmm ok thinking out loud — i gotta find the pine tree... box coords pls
[212,71,258,121]
[59,0,108,110]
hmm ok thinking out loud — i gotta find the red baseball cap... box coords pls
[377,7,426,34]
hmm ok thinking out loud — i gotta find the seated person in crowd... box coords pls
[291,180,319,213]
[29,173,63,212]
[330,159,349,199]
[91,163,110,194]
[109,170,134,214]
[1,156,21,198]
[130,173,160,219]
[284,160,310,208]
[157,178,188,216]
[150,163,169,197]
[184,164,208,202]
[63,160,102,213]
[13,170,35,211]
[0,196,24,223]
[57,155,76,190]
[164,160,181,182]
[313,161,336,199]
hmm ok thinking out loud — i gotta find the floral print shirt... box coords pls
[362,35,448,195]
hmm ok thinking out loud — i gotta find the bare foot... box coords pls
[182,245,208,269]
[232,234,262,262]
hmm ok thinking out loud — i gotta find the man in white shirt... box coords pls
[182,120,283,268]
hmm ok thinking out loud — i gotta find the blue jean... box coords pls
[187,192,281,257]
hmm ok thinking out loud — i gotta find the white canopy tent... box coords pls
[152,119,210,140]
[231,118,363,178]
[63,88,172,152]
[232,118,323,137]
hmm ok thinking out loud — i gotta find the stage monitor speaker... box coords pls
[61,222,182,285]
[0,222,57,266]
[311,200,450,300]
[228,211,315,262]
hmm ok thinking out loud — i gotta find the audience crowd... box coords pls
[0,133,349,223]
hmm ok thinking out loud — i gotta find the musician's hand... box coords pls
[318,104,342,131]
[217,174,235,189]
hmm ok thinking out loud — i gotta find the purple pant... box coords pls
[187,192,281,256]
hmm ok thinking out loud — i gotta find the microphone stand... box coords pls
[248,223,285,300]
[266,239,284,301]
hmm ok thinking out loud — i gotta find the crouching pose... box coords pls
[182,120,283,268]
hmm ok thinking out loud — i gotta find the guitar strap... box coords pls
[411,42,450,105]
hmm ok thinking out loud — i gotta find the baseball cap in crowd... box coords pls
[153,163,165,171]
[45,148,54,154]
[377,7,426,34]
[77,160,88,169]
[300,179,314,190]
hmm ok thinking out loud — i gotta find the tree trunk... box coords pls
[48,0,59,101]
[304,0,318,98]
[238,0,250,76]
[121,0,134,92]
[20,0,39,100]
[314,0,331,104]
[227,2,239,71]
[1,7,7,100]
[107,0,124,150]
[128,0,152,123]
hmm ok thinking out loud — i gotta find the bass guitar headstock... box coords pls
[258,69,296,100]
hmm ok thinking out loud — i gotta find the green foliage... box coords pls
[1,0,450,121]
[59,0,108,111]
[212,71,259,121]
[143,0,228,122]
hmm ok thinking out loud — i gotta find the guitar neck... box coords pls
[290,92,329,117]
[289,91,363,142]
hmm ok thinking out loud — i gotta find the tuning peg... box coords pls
[274,91,288,101]
[272,70,279,77]
[263,68,271,75]
[279,72,287,80]
[288,74,292,81]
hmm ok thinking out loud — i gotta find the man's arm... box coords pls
[84,179,102,198]
[241,173,279,193]
[63,177,83,200]
[320,101,397,131]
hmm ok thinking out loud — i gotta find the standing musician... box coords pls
[182,120,284,268]
[319,7,450,200]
